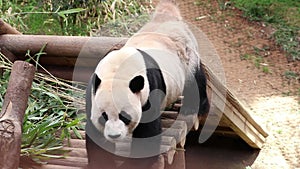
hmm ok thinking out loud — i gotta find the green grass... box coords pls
[0,0,152,36]
[231,0,300,61]
[240,46,272,73]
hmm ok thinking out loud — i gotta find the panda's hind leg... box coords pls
[196,64,210,115]
[180,64,210,116]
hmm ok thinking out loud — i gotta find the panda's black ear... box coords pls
[92,73,101,94]
[129,75,144,93]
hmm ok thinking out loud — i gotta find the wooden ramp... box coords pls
[202,63,268,149]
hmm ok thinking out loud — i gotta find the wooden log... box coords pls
[63,147,87,158]
[0,35,127,64]
[40,164,84,169]
[0,61,35,169]
[39,66,94,82]
[45,156,88,167]
[64,139,86,149]
[0,19,22,35]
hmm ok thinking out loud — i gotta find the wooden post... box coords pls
[0,61,35,169]
[0,19,22,35]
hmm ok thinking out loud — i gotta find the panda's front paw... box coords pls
[177,106,199,130]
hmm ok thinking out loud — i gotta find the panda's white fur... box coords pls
[86,0,209,148]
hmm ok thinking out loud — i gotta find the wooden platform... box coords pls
[0,34,268,168]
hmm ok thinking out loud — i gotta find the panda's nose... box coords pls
[108,134,121,139]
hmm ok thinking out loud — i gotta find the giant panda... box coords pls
[85,0,210,168]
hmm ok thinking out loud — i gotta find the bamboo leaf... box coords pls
[57,8,86,19]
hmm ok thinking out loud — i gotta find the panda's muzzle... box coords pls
[104,117,128,141]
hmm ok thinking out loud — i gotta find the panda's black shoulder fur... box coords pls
[132,49,166,138]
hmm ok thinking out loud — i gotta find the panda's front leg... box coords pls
[121,101,163,169]
[121,119,162,169]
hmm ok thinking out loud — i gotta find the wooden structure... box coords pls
[0,21,268,169]
[26,118,188,169]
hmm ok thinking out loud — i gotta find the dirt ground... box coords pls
[176,0,299,169]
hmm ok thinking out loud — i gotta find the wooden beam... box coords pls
[0,61,35,169]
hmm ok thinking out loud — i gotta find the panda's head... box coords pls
[89,48,150,142]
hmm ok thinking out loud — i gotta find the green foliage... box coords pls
[0,0,152,36]
[231,0,300,60]
[0,53,85,163]
[273,26,300,61]
[284,70,299,80]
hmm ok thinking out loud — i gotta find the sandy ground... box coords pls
[176,0,299,168]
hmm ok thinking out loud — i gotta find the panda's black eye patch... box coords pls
[119,111,131,125]
[98,112,108,125]
[129,75,144,93]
